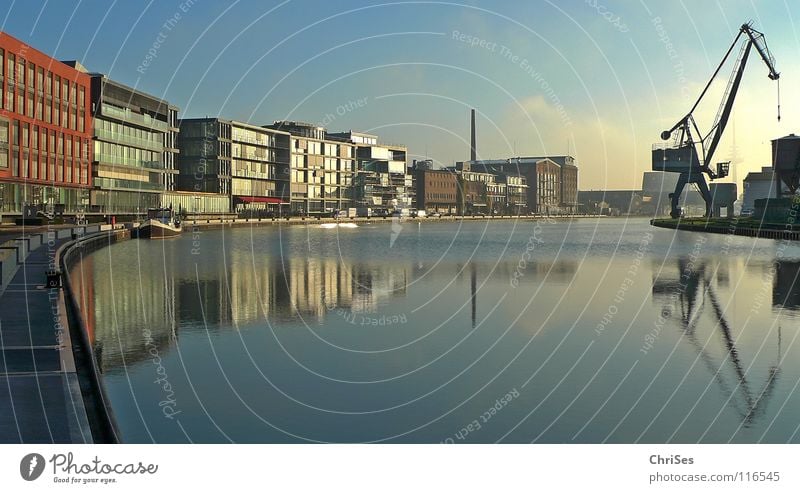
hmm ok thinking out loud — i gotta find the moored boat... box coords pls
[138,208,182,238]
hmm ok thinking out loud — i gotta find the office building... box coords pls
[415,168,458,213]
[0,32,93,215]
[87,73,179,213]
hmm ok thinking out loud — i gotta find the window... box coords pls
[6,53,13,85]
[0,118,8,168]
[11,120,18,147]
[16,58,24,86]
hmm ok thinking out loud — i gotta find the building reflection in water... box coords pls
[652,258,781,425]
[81,240,579,374]
[70,251,179,373]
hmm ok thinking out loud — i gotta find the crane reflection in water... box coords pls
[652,257,782,426]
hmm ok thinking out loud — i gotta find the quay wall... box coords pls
[57,226,130,443]
[651,218,800,241]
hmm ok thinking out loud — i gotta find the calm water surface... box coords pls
[70,218,800,443]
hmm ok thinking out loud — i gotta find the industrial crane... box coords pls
[653,22,780,218]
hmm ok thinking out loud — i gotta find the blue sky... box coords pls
[2,0,798,189]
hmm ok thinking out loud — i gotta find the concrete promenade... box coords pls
[0,225,111,444]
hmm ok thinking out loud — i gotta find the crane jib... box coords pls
[652,21,780,219]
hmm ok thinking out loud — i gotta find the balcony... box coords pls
[100,103,169,131]
[94,153,164,170]
[94,128,165,152]
[93,177,165,192]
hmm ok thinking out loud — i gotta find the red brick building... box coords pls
[415,169,458,213]
[0,31,92,215]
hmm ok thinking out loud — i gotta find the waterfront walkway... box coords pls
[0,228,93,443]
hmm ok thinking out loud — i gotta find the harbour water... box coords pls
[69,218,800,443]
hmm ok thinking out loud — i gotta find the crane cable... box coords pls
[777,78,781,122]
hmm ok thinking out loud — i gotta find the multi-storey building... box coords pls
[496,173,528,213]
[464,156,578,214]
[87,73,179,213]
[0,32,92,215]
[267,121,355,214]
[452,161,529,214]
[533,158,561,213]
[415,168,458,213]
[176,118,290,215]
[329,130,410,209]
[408,159,434,209]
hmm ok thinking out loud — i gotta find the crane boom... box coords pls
[743,23,779,80]
[652,21,780,218]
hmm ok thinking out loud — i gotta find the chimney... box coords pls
[470,109,477,162]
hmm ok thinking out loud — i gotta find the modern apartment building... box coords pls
[329,130,410,209]
[87,73,179,213]
[0,32,92,215]
[177,118,291,215]
[267,121,355,214]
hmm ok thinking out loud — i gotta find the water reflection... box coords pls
[71,220,800,443]
[774,261,800,310]
[652,257,781,425]
[70,250,178,371]
[84,249,580,371]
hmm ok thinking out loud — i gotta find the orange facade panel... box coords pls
[0,31,93,189]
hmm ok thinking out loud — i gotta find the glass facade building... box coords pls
[89,75,179,213]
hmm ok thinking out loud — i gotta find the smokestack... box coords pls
[470,109,476,162]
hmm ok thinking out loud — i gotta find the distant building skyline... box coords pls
[1,1,797,190]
